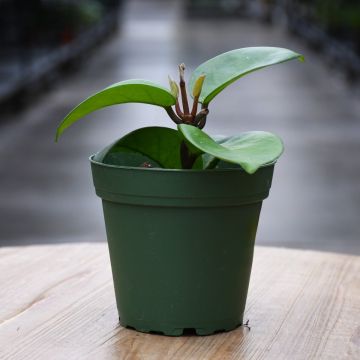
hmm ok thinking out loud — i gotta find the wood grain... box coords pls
[0,244,359,360]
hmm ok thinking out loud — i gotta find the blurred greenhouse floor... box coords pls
[0,0,359,255]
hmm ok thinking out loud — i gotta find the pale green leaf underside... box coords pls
[189,47,304,105]
[93,126,183,169]
[178,124,284,174]
[56,80,176,140]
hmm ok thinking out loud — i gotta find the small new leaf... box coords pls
[168,76,179,98]
[192,74,206,98]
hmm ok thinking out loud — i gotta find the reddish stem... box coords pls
[175,99,184,119]
[191,96,199,118]
[179,64,190,115]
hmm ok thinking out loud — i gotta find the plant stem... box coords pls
[175,99,184,119]
[165,107,182,124]
[179,63,190,115]
[191,95,199,117]
[180,141,197,169]
[194,108,209,129]
[166,67,209,130]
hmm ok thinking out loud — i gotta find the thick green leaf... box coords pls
[178,124,284,174]
[95,146,162,168]
[189,47,304,105]
[56,80,176,141]
[200,135,228,169]
[93,126,183,169]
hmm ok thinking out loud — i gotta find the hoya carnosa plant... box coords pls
[56,47,304,173]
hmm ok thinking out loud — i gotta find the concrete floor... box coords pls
[0,0,359,254]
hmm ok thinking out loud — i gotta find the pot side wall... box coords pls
[91,160,275,336]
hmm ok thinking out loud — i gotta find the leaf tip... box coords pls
[55,130,60,143]
[239,161,259,175]
[246,167,258,175]
[55,125,65,142]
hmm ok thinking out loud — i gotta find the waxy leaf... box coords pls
[189,47,304,105]
[94,126,183,169]
[178,124,284,174]
[56,80,176,140]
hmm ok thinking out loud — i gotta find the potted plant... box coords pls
[56,47,303,336]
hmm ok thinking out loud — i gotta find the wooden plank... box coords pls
[0,244,359,360]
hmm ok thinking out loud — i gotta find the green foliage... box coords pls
[93,127,183,169]
[56,80,175,141]
[92,125,283,174]
[57,47,303,173]
[189,47,304,105]
[178,125,283,174]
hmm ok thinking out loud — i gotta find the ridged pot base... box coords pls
[120,318,242,336]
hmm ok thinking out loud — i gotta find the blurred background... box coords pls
[0,0,359,254]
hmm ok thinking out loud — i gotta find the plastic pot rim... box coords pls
[89,154,277,173]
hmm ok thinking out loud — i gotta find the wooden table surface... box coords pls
[0,244,359,360]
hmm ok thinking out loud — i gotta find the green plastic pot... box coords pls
[90,157,275,336]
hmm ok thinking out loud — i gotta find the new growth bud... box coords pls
[192,74,206,98]
[179,63,186,83]
[170,64,208,126]
[178,63,190,114]
[191,74,206,117]
[168,76,179,98]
